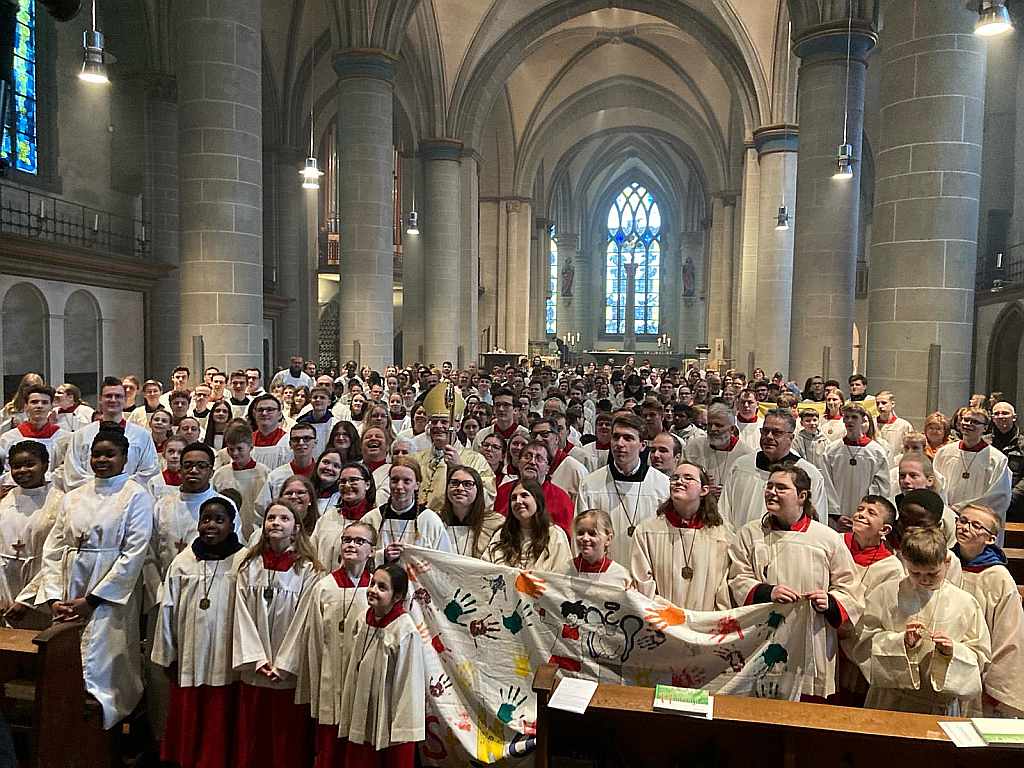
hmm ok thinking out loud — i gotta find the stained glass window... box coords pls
[605,182,660,334]
[546,224,557,335]
[2,0,36,174]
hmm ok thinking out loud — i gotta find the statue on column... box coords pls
[682,255,696,297]
[561,259,575,298]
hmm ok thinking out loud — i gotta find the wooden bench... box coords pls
[532,664,1020,768]
[0,622,113,768]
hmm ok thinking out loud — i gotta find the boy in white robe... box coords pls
[296,385,336,457]
[933,408,1012,543]
[253,423,318,520]
[822,404,891,530]
[853,526,990,716]
[874,391,914,460]
[248,394,294,470]
[951,504,1024,717]
[576,413,669,566]
[734,389,763,453]
[682,403,753,500]
[0,386,68,479]
[211,423,270,540]
[728,463,862,699]
[793,408,830,477]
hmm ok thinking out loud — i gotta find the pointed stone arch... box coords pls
[988,302,1024,407]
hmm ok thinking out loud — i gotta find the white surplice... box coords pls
[483,524,573,572]
[681,434,754,491]
[735,418,763,453]
[0,483,62,609]
[444,509,505,560]
[877,416,914,461]
[933,442,1012,542]
[719,453,836,530]
[211,462,272,541]
[361,506,453,562]
[58,420,160,491]
[823,439,892,521]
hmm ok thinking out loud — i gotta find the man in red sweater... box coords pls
[493,440,574,535]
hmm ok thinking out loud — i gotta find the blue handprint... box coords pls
[443,589,477,626]
[497,684,528,724]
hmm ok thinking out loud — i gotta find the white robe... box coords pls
[629,515,733,610]
[58,420,160,491]
[148,487,236,592]
[254,463,315,520]
[574,464,670,566]
[483,524,573,572]
[719,453,836,530]
[853,578,991,715]
[792,430,830,477]
[337,608,426,749]
[444,510,505,559]
[211,462,271,541]
[53,403,94,433]
[570,443,609,473]
[735,418,763,453]
[472,423,529,452]
[232,554,319,689]
[311,506,370,571]
[823,440,891,522]
[0,425,69,477]
[820,416,846,443]
[561,558,631,588]
[727,516,863,698]
[35,473,153,729]
[877,416,915,461]
[251,432,293,470]
[681,434,754,490]
[550,454,587,503]
[0,483,62,610]
[933,443,1012,542]
[151,547,247,687]
[360,506,453,561]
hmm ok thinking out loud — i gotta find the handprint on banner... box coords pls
[514,571,546,598]
[414,586,433,610]
[712,616,743,643]
[468,614,501,646]
[758,643,789,675]
[636,628,666,651]
[430,633,450,655]
[502,599,534,635]
[644,601,686,631]
[482,573,508,604]
[713,647,747,673]
[429,674,453,698]
[755,678,782,699]
[766,610,786,630]
[513,651,531,678]
[406,557,431,582]
[496,685,528,724]
[443,589,477,626]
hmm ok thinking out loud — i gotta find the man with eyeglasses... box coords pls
[244,367,265,397]
[934,407,1012,544]
[988,402,1024,523]
[472,387,528,451]
[248,394,293,469]
[719,409,836,529]
[493,440,574,534]
[530,417,586,504]
[254,423,319,519]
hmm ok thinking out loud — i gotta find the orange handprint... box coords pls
[406,557,431,582]
[514,570,546,598]
[644,601,686,631]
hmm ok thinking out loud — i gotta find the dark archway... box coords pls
[989,303,1024,407]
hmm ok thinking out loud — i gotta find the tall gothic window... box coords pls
[605,182,660,334]
[546,224,557,335]
[2,0,37,174]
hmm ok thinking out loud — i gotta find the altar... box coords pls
[576,350,697,370]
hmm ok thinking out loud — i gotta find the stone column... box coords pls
[176,1,263,373]
[420,139,463,366]
[790,17,876,384]
[503,201,532,354]
[271,146,312,361]
[460,151,480,365]
[867,0,986,422]
[752,125,798,376]
[554,232,579,338]
[706,193,735,363]
[333,50,396,371]
[532,218,552,344]
[734,145,760,370]
[401,152,424,364]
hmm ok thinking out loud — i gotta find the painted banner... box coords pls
[404,546,816,766]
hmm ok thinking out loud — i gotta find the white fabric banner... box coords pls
[403,547,816,766]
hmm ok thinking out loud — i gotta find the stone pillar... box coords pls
[176,0,263,373]
[554,232,579,338]
[401,153,424,364]
[333,50,396,371]
[503,201,532,354]
[143,75,180,379]
[734,145,760,370]
[706,193,736,363]
[752,125,798,376]
[532,219,552,344]
[270,147,313,361]
[867,0,986,423]
[420,138,463,366]
[790,19,876,384]
[460,151,480,365]
[678,230,706,354]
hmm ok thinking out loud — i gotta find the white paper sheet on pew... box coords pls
[548,678,599,714]
[939,721,987,748]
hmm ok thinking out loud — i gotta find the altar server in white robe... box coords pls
[211,423,271,540]
[253,422,319,519]
[59,377,160,491]
[682,403,754,499]
[53,383,93,433]
[361,457,452,563]
[874,391,914,461]
[0,385,68,479]
[822,404,891,530]
[277,521,374,767]
[950,504,1024,717]
[852,526,990,716]
[896,453,957,547]
[247,393,294,470]
[36,427,153,729]
[734,389,764,453]
[233,500,321,768]
[728,464,862,700]
[575,413,669,566]
[793,408,830,477]
[1,442,63,617]
[484,478,573,572]
[313,461,377,570]
[438,465,504,560]
[570,411,612,472]
[338,562,425,766]
[719,409,836,530]
[933,408,1011,543]
[630,462,733,610]
[566,508,631,587]
[151,496,246,768]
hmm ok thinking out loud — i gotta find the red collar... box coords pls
[57,404,78,414]
[714,435,739,452]
[572,555,611,573]
[737,414,759,424]
[494,422,520,439]
[664,506,704,529]
[960,439,986,453]
[879,415,896,425]
[366,601,405,628]
[17,421,60,439]
[290,460,315,477]
[339,497,369,521]
[843,435,871,447]
[365,458,386,471]
[770,513,811,532]
[825,413,842,420]
[253,427,286,447]
[551,448,570,471]
[332,567,371,588]
[595,441,610,450]
[162,469,182,486]
[262,549,298,572]
[844,532,893,566]
[232,459,257,471]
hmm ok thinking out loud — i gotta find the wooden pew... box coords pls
[0,622,113,768]
[532,664,1020,768]
[1004,522,1024,549]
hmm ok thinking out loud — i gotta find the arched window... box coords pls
[2,0,37,174]
[2,282,47,398]
[64,290,101,401]
[546,224,557,335]
[605,182,661,335]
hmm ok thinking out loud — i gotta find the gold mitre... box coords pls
[423,381,466,420]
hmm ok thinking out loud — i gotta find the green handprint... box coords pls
[502,599,533,635]
[766,610,786,630]
[443,589,477,626]
[497,685,527,724]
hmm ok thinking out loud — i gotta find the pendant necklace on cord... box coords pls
[677,523,698,580]
[200,560,220,610]
[610,467,642,537]
[959,448,981,480]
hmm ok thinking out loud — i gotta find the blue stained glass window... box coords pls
[2,0,37,174]
[546,225,557,335]
[605,182,661,334]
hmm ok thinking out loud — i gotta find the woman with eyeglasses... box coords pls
[478,434,508,489]
[630,462,734,611]
[439,466,503,559]
[311,461,378,571]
